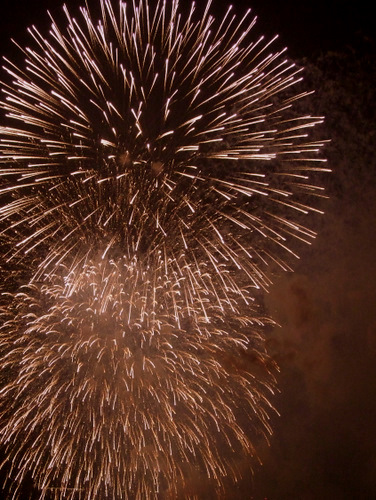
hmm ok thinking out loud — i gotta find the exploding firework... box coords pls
[0,0,327,498]
[0,251,275,499]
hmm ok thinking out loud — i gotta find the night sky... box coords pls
[1,1,375,499]
[1,0,374,56]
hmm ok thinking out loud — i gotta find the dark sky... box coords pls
[1,0,374,57]
[239,0,374,56]
[1,1,375,499]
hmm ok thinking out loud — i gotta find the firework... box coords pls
[0,0,326,498]
[0,251,275,498]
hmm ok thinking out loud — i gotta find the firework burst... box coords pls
[0,0,327,498]
[0,251,275,498]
